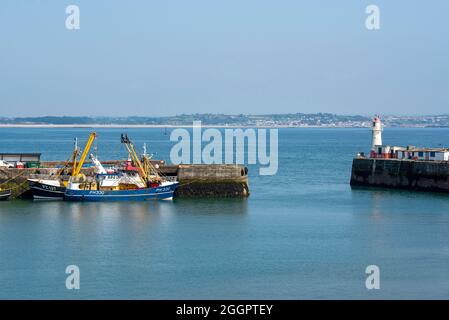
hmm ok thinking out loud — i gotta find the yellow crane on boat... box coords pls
[72,132,96,177]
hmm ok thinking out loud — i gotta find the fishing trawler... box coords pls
[27,153,104,200]
[64,133,179,201]
[27,179,66,200]
[27,137,82,200]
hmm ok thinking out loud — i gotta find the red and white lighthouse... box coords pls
[370,115,382,158]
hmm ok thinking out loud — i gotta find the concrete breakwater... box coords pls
[174,164,249,198]
[0,163,249,199]
[350,158,449,193]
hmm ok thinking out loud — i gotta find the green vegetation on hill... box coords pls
[1,113,449,127]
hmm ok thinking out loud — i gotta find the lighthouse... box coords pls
[370,115,382,157]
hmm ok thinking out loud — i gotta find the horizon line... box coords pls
[2,113,449,118]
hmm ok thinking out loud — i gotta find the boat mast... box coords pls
[71,137,79,176]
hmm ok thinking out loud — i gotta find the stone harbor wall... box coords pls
[0,164,250,199]
[350,158,449,193]
[174,164,249,198]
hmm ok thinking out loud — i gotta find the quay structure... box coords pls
[0,160,249,199]
[350,116,449,193]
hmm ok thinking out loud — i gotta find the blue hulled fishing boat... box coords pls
[64,181,179,201]
[64,133,179,202]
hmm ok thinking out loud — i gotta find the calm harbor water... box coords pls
[1,127,449,299]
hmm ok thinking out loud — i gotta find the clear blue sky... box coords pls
[0,0,448,117]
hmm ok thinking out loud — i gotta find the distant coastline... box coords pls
[0,124,362,129]
[1,113,449,128]
[2,124,448,129]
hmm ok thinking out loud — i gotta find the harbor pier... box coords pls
[0,163,249,199]
[350,158,449,193]
[350,115,449,194]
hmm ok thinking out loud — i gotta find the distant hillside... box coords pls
[1,113,449,127]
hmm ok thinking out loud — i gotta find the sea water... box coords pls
[0,127,449,299]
